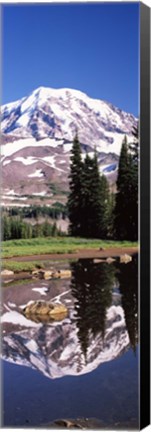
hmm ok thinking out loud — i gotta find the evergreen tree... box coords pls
[2,216,11,240]
[42,219,51,237]
[128,124,138,240]
[129,123,139,165]
[51,221,57,236]
[99,173,110,239]
[114,136,133,239]
[107,190,115,239]
[114,132,138,241]
[80,153,94,237]
[81,151,110,238]
[67,134,83,236]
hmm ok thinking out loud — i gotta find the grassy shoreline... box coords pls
[1,237,138,273]
[2,236,138,259]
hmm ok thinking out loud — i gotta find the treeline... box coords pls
[2,202,67,241]
[2,216,61,241]
[68,129,138,241]
[5,202,67,220]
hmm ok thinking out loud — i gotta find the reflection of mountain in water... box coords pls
[2,257,138,379]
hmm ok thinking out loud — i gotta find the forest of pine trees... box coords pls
[68,129,138,241]
[2,203,67,241]
[2,215,60,241]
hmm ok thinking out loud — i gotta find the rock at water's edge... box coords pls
[23,301,68,322]
[119,254,132,264]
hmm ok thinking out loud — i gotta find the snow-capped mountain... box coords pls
[1,87,137,205]
[2,304,129,379]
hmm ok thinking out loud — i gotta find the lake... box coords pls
[1,256,139,429]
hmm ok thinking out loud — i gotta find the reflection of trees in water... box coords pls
[116,255,138,352]
[70,256,138,360]
[70,259,115,359]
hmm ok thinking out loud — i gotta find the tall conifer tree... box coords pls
[81,150,110,238]
[114,136,131,239]
[128,124,138,240]
[67,134,83,236]
[99,173,110,239]
[114,133,138,241]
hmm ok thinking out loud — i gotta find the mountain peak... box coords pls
[2,85,136,142]
[1,86,137,205]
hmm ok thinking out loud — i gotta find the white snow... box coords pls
[25,339,39,353]
[5,189,16,195]
[60,344,75,361]
[21,93,37,114]
[32,191,46,196]
[28,169,43,178]
[1,202,30,207]
[1,195,27,201]
[32,287,48,296]
[7,302,16,308]
[3,160,11,166]
[1,311,42,328]
[63,143,72,153]
[59,160,66,164]
[16,112,30,127]
[1,138,36,157]
[1,137,63,159]
[42,155,55,167]
[14,156,37,165]
[50,102,66,119]
[2,196,16,201]
[4,303,11,312]
[50,289,71,304]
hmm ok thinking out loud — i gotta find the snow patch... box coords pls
[1,137,63,158]
[50,289,71,304]
[28,169,43,178]
[1,311,42,328]
[7,302,16,308]
[14,156,37,165]
[42,156,55,167]
[32,191,46,196]
[5,189,16,196]
[32,287,48,296]
[25,339,39,353]
[3,160,11,166]
[16,112,30,127]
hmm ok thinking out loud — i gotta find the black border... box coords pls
[140,2,150,429]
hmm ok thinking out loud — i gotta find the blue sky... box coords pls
[2,3,139,116]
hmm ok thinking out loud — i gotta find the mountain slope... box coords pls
[1,87,137,205]
[2,304,129,379]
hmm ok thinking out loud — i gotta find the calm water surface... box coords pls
[2,256,139,428]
